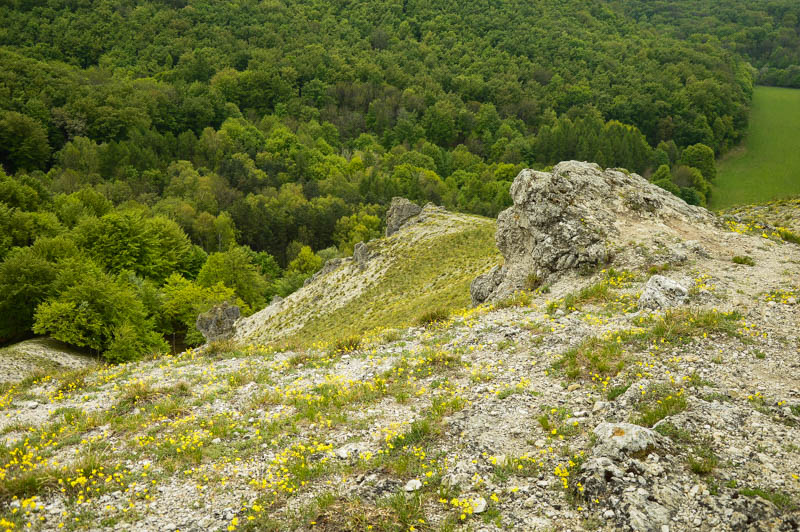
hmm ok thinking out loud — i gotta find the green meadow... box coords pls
[713,86,800,209]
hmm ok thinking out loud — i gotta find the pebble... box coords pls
[404,479,422,492]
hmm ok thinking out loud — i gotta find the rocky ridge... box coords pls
[234,200,499,346]
[471,161,716,305]
[0,162,799,532]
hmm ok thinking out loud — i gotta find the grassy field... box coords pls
[713,86,800,210]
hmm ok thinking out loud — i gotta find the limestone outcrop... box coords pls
[385,197,422,236]
[472,161,714,305]
[196,303,240,343]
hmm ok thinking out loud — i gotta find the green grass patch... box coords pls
[739,487,797,511]
[417,308,451,327]
[607,383,631,401]
[332,335,362,353]
[632,383,688,427]
[688,444,719,476]
[732,255,755,266]
[714,86,800,209]
[553,334,628,380]
[494,290,533,309]
[113,380,190,413]
[654,422,692,443]
[555,308,740,381]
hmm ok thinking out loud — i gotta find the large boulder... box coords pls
[472,161,713,304]
[385,197,422,236]
[196,303,240,343]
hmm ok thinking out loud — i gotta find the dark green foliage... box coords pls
[653,178,681,197]
[681,144,717,182]
[611,0,800,89]
[672,165,710,206]
[0,111,51,172]
[0,247,59,342]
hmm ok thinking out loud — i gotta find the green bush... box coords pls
[32,268,167,362]
[417,308,450,326]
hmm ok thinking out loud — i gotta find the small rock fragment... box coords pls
[404,479,422,492]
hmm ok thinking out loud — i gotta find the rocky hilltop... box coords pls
[1,162,799,532]
[471,161,716,305]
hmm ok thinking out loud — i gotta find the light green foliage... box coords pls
[32,268,167,362]
[732,255,755,266]
[333,207,382,255]
[160,273,245,346]
[287,245,324,276]
[650,164,671,183]
[715,87,800,208]
[0,170,46,212]
[197,246,269,310]
[74,211,195,283]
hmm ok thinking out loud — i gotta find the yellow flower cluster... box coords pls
[248,441,333,500]
[765,288,798,305]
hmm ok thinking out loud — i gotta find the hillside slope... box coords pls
[1,165,799,532]
[235,204,500,348]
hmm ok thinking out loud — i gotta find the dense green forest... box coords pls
[0,0,791,359]
[610,0,800,87]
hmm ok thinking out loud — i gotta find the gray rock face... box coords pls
[592,422,665,459]
[469,265,506,306]
[638,275,688,310]
[196,304,240,343]
[385,197,422,236]
[471,161,711,304]
[353,241,371,269]
[580,424,673,532]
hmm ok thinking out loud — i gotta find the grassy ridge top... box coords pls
[237,208,500,348]
[713,86,800,209]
